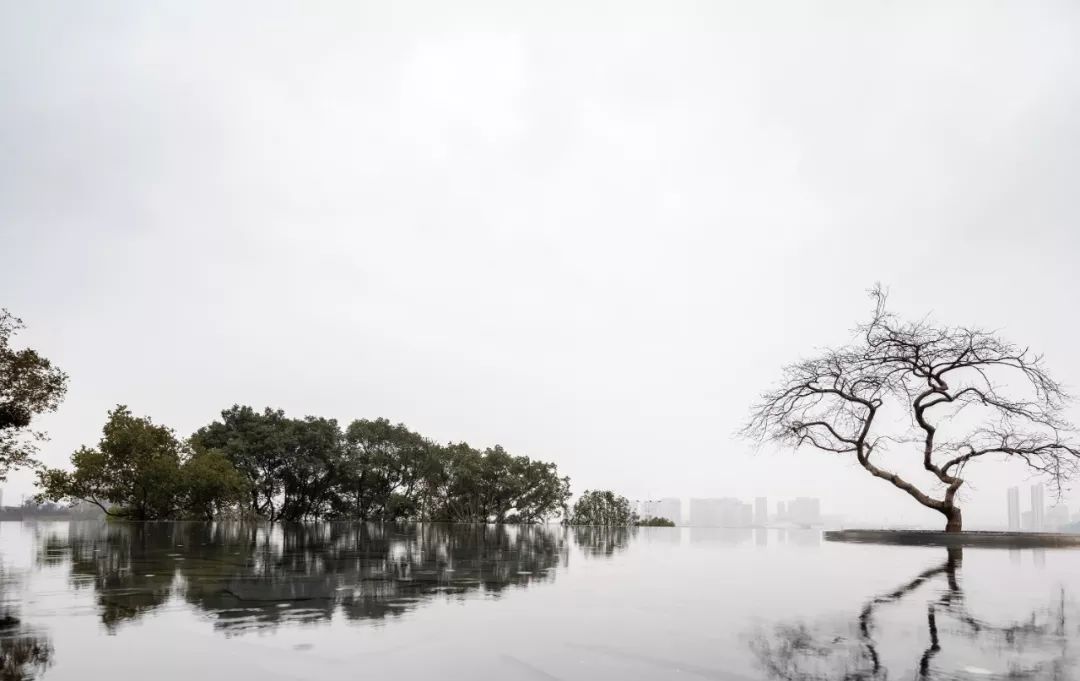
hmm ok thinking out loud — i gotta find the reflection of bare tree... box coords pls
[751,548,1075,680]
[39,521,567,634]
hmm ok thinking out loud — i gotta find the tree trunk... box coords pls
[943,506,962,533]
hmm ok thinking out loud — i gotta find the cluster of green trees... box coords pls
[568,490,677,526]
[37,405,572,523]
[569,490,636,526]
[5,307,656,527]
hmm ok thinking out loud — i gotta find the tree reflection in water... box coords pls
[751,548,1075,680]
[572,526,635,557]
[0,634,52,681]
[0,574,52,681]
[38,522,567,634]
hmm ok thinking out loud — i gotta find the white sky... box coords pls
[3,1,1079,527]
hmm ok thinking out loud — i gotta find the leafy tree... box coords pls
[36,406,185,519]
[429,442,486,522]
[277,416,344,521]
[182,447,250,520]
[745,287,1080,533]
[506,456,571,524]
[37,406,249,520]
[334,418,436,521]
[0,310,68,479]
[426,443,570,523]
[190,406,292,518]
[569,490,636,526]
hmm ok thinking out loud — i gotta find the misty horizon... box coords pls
[5,1,1080,530]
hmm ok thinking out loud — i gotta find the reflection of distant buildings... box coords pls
[689,527,753,545]
[688,527,820,546]
[786,528,821,547]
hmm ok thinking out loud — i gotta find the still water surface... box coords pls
[0,521,1076,680]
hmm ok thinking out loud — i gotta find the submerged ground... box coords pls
[0,521,1076,680]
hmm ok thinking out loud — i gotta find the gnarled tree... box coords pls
[744,287,1080,532]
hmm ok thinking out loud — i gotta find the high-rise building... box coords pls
[1031,484,1045,531]
[1007,487,1021,531]
[739,502,753,527]
[754,497,768,526]
[690,498,753,527]
[776,501,787,522]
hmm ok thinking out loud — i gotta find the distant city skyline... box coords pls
[1008,483,1075,533]
[633,495,825,528]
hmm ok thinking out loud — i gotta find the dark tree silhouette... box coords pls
[745,286,1080,532]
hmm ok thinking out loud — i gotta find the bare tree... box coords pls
[744,286,1080,532]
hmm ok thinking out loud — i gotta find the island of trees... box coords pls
[36,405,574,523]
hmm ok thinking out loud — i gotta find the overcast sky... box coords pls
[3,1,1079,526]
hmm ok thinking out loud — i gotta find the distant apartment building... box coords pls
[690,498,752,527]
[1007,487,1021,531]
[754,497,768,526]
[1031,484,1046,531]
[740,503,753,527]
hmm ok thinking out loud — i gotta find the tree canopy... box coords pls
[744,286,1080,532]
[569,490,636,526]
[0,310,68,479]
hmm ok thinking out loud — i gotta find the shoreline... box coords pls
[826,528,1080,548]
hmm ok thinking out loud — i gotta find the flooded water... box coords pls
[0,521,1076,680]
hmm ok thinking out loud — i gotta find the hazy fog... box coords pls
[3,1,1079,526]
